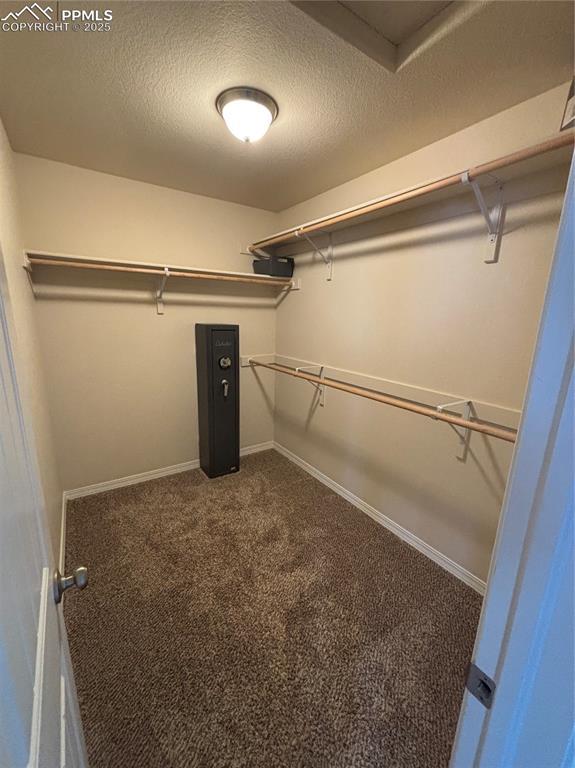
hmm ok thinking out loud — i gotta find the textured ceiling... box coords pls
[0,1,572,211]
[340,1,452,46]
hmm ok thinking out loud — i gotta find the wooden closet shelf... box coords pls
[249,132,574,254]
[25,253,294,289]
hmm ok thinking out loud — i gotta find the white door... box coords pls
[450,158,574,766]
[0,248,87,767]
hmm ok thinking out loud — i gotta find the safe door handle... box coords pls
[222,379,229,399]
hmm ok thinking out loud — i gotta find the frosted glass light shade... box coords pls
[216,88,278,143]
[221,99,272,142]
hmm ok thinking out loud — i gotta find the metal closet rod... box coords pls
[249,132,574,252]
[250,360,517,443]
[26,256,293,288]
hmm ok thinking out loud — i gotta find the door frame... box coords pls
[451,158,574,764]
[0,239,87,767]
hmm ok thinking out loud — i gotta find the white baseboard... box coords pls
[58,440,274,570]
[64,459,198,501]
[64,440,274,501]
[273,441,486,595]
[59,493,67,572]
[238,440,275,457]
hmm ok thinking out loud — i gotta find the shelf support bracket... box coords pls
[23,256,36,294]
[296,364,326,406]
[297,230,333,282]
[462,172,505,264]
[283,277,301,292]
[435,398,473,461]
[243,354,275,368]
[156,267,170,315]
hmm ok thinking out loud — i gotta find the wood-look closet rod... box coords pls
[250,360,517,443]
[249,132,574,252]
[26,256,293,288]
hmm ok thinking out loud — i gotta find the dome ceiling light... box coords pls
[216,87,278,143]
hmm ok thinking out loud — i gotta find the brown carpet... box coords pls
[65,449,481,768]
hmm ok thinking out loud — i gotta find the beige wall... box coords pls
[15,156,280,490]
[271,84,571,582]
[0,119,62,556]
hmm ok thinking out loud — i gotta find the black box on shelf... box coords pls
[252,256,294,278]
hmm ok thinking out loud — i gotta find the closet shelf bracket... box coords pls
[295,364,326,406]
[461,171,505,264]
[156,267,170,315]
[435,398,473,461]
[23,257,36,294]
[243,354,275,368]
[283,277,301,292]
[296,230,333,282]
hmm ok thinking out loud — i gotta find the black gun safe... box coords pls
[195,324,240,478]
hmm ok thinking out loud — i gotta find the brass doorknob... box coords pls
[53,566,88,604]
